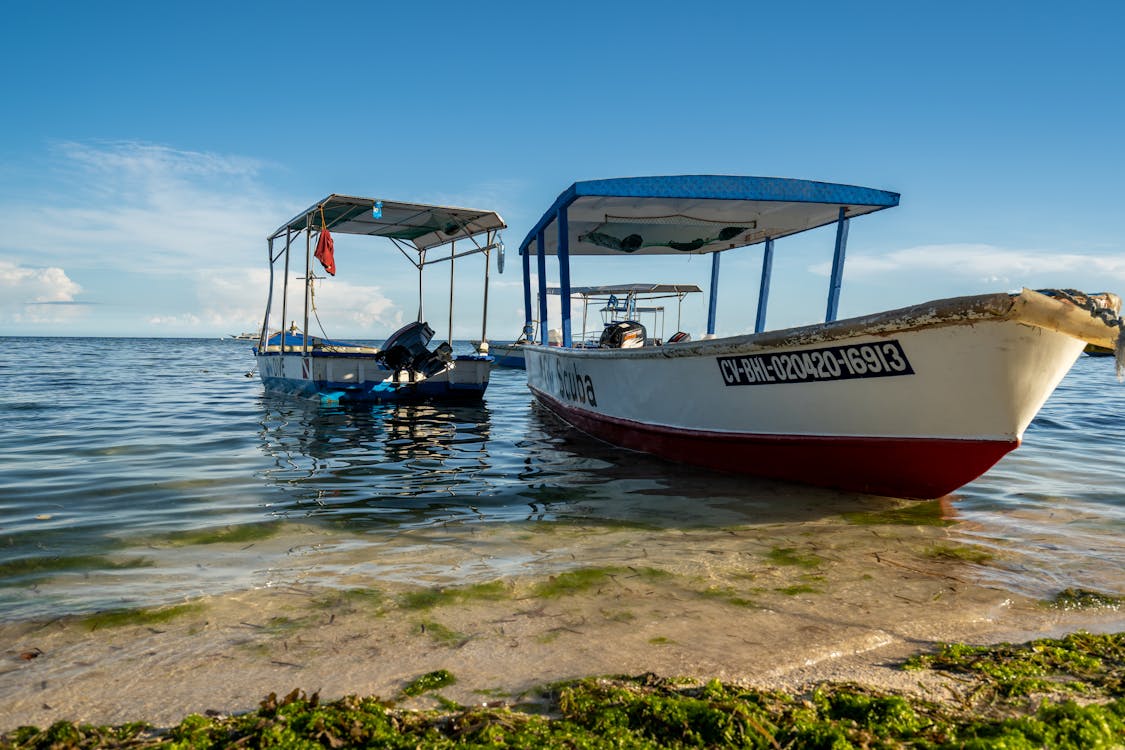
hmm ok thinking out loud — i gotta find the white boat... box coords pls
[489,338,532,369]
[254,194,505,403]
[515,175,1124,499]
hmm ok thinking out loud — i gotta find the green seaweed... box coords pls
[905,630,1123,699]
[155,521,282,546]
[259,616,310,636]
[311,587,384,611]
[6,632,1124,749]
[926,544,995,564]
[842,499,955,526]
[627,566,675,582]
[78,603,204,631]
[1043,587,1123,611]
[766,547,822,568]
[397,580,511,610]
[402,669,457,697]
[0,554,154,585]
[699,586,758,607]
[531,566,622,598]
[414,620,468,647]
[525,516,662,533]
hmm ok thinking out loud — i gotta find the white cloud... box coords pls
[0,140,519,336]
[1,140,283,277]
[169,268,402,336]
[302,276,402,332]
[0,259,87,324]
[147,313,202,328]
[811,243,1125,286]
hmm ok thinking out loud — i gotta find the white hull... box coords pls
[525,290,1119,498]
[257,351,491,403]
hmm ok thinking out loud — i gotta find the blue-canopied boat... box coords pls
[254,194,506,403]
[518,175,1124,498]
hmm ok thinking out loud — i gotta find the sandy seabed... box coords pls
[1,512,1122,732]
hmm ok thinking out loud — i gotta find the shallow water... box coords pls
[0,336,1122,622]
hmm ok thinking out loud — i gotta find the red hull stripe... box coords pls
[531,387,1017,499]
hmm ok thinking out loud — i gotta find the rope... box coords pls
[1036,288,1125,380]
[309,205,339,351]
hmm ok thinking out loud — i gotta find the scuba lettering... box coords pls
[553,359,598,407]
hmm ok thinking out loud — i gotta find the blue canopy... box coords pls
[519,175,899,257]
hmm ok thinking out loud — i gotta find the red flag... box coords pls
[314,228,335,276]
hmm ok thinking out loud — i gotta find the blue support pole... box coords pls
[557,206,573,347]
[825,207,850,322]
[536,228,549,345]
[706,251,721,335]
[521,239,533,339]
[754,238,775,333]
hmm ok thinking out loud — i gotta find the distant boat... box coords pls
[516,175,1124,499]
[1085,343,1115,357]
[488,338,531,369]
[254,194,505,403]
[229,330,260,340]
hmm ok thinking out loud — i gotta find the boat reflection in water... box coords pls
[256,396,504,527]
[252,372,898,535]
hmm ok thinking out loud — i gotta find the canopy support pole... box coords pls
[417,251,425,322]
[302,220,311,354]
[558,206,572,347]
[259,237,274,350]
[481,231,492,347]
[280,229,292,351]
[755,238,775,333]
[521,240,533,340]
[706,251,721,336]
[448,240,455,344]
[536,228,548,346]
[826,208,849,322]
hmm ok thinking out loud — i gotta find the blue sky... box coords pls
[2,1,1122,340]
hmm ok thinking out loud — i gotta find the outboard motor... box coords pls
[414,341,454,377]
[599,320,647,349]
[379,321,435,372]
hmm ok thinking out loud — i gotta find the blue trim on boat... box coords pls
[707,252,721,336]
[260,375,487,404]
[558,205,572,347]
[826,208,850,322]
[256,350,382,359]
[536,228,548,346]
[755,238,775,333]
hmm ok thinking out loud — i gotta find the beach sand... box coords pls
[2,511,1122,732]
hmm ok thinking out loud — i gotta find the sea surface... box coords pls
[1,336,1123,623]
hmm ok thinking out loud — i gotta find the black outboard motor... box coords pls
[415,341,454,377]
[379,321,435,372]
[599,320,647,349]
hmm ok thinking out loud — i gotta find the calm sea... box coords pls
[1,336,1122,622]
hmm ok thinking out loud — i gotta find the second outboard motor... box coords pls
[599,320,647,349]
[415,341,454,377]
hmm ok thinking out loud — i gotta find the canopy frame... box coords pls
[518,175,899,345]
[260,194,506,353]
